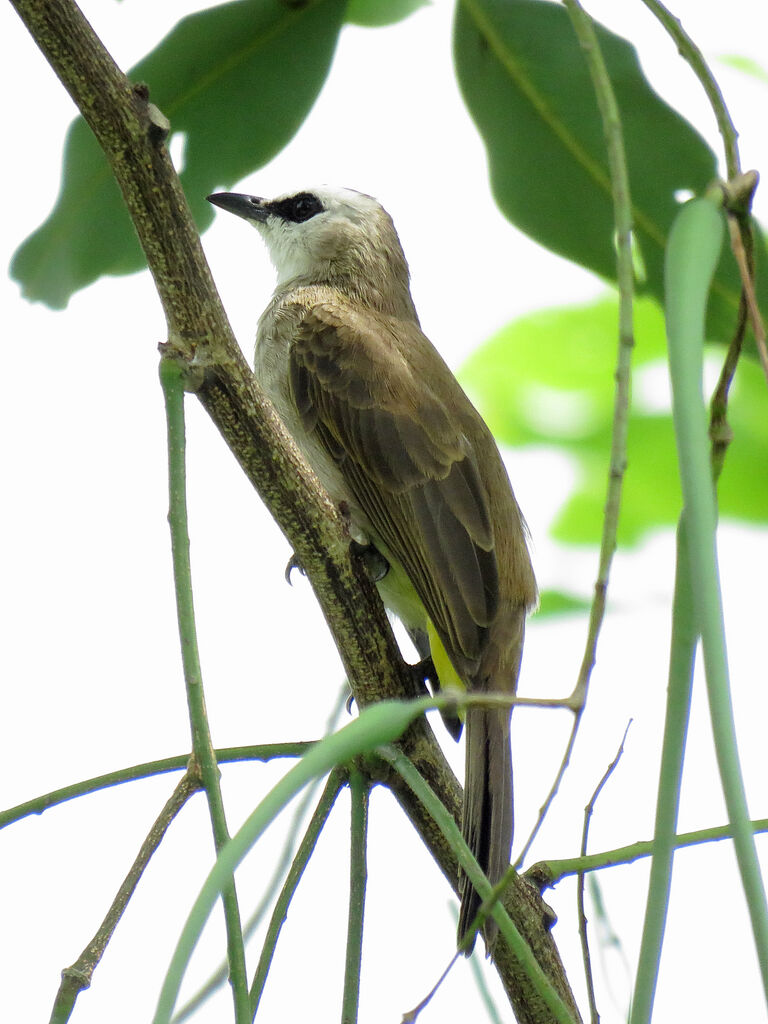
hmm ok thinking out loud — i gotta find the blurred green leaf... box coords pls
[461,295,768,544]
[718,54,768,86]
[346,0,428,27]
[11,0,346,308]
[534,590,591,618]
[453,0,768,347]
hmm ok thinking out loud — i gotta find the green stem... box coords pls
[341,769,369,1024]
[519,0,636,866]
[665,198,768,1004]
[630,517,696,1024]
[160,358,250,1023]
[561,0,634,704]
[467,951,505,1024]
[250,769,346,1014]
[379,746,579,1024]
[638,0,741,179]
[173,690,347,1023]
[533,816,768,884]
[0,744,312,829]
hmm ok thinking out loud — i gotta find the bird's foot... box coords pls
[410,654,438,693]
[284,553,307,585]
[350,540,390,583]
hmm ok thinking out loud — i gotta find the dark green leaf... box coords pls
[461,295,768,544]
[12,0,346,308]
[453,0,768,346]
[346,0,427,27]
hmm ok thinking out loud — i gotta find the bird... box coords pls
[206,186,537,950]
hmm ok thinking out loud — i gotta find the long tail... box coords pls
[457,701,513,951]
[457,610,526,952]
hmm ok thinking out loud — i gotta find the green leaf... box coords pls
[718,54,768,87]
[453,0,768,346]
[534,590,591,618]
[461,295,768,544]
[11,0,346,308]
[346,0,428,28]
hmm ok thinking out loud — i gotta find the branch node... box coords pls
[147,102,171,143]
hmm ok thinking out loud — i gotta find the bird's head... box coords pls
[207,186,413,308]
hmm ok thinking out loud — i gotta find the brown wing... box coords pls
[288,300,498,672]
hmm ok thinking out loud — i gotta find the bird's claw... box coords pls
[285,553,307,585]
[351,540,390,583]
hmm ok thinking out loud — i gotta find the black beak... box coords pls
[206,192,268,222]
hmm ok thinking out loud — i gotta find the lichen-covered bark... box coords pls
[9,1,581,1018]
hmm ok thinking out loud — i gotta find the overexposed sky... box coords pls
[2,2,767,1022]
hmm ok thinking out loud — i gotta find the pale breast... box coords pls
[254,314,363,524]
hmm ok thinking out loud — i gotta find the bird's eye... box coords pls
[271,192,324,224]
[292,198,314,220]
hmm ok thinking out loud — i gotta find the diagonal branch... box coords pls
[50,771,202,1023]
[9,0,579,1019]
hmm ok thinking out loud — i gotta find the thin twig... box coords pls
[342,768,370,1024]
[725,196,768,385]
[577,723,631,1024]
[250,769,346,1015]
[466,945,505,1024]
[400,954,461,1024]
[380,746,580,1024]
[49,772,201,1024]
[0,744,313,830]
[637,3,767,444]
[709,291,748,479]
[637,0,741,179]
[709,174,764,476]
[519,0,636,866]
[528,814,768,886]
[171,689,347,1023]
[161,359,249,1022]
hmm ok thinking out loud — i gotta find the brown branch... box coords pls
[710,171,765,480]
[9,1,580,1020]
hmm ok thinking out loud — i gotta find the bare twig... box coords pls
[709,290,748,478]
[250,770,346,1015]
[577,723,631,1024]
[710,174,764,475]
[723,183,768,385]
[49,771,201,1024]
[519,0,637,866]
[637,0,741,179]
[400,954,461,1024]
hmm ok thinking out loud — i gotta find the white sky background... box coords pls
[2,1,767,1022]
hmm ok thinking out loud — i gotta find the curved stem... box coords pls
[638,0,741,179]
[161,359,249,1022]
[520,0,636,865]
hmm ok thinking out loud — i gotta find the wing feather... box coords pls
[289,301,498,670]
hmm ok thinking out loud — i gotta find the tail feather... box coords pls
[457,704,513,950]
[457,611,525,953]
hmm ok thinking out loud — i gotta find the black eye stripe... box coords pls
[269,192,324,224]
